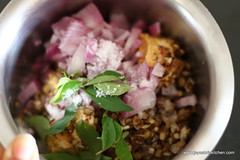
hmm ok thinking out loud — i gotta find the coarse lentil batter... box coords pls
[15,34,202,160]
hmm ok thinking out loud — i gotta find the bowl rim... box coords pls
[171,0,234,159]
[0,0,234,160]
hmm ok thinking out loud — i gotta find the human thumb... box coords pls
[2,134,39,160]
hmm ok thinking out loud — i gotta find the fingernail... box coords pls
[11,134,36,160]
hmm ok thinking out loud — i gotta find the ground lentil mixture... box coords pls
[17,40,198,160]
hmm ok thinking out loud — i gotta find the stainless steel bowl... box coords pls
[0,0,234,159]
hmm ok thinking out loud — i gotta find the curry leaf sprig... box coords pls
[84,86,132,112]
[25,115,50,140]
[97,114,133,160]
[43,115,133,160]
[47,103,78,135]
[46,71,133,136]
[76,120,102,160]
[99,114,123,153]
[26,113,133,160]
[40,114,133,160]
[28,71,134,160]
[76,114,132,160]
[50,70,133,112]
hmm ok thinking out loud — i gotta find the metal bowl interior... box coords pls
[0,0,234,160]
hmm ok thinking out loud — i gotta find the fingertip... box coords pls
[3,133,38,160]
[12,134,37,160]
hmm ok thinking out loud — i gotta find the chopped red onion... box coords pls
[18,80,40,104]
[139,75,160,89]
[46,43,61,61]
[113,28,130,46]
[67,41,87,74]
[131,39,142,53]
[34,39,42,47]
[85,53,93,63]
[87,27,102,38]
[32,58,48,72]
[151,63,165,77]
[110,13,129,29]
[123,61,149,83]
[73,3,104,28]
[135,51,144,58]
[120,61,134,73]
[101,23,114,40]
[124,27,142,55]
[148,22,161,36]
[57,100,72,109]
[136,61,150,80]
[59,21,89,55]
[133,19,146,30]
[122,88,156,118]
[86,39,124,78]
[162,85,178,97]
[41,3,169,118]
[175,94,197,108]
[86,38,98,56]
[52,17,78,39]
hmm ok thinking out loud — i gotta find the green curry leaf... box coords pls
[42,151,80,160]
[85,75,120,86]
[50,80,83,103]
[25,115,50,140]
[116,138,133,160]
[76,120,102,159]
[84,86,133,112]
[101,115,116,150]
[94,82,132,96]
[47,103,77,135]
[56,77,71,89]
[95,70,127,83]
[101,155,112,160]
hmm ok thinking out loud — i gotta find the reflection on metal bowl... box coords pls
[0,0,234,160]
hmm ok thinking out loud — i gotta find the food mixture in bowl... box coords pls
[14,3,201,160]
